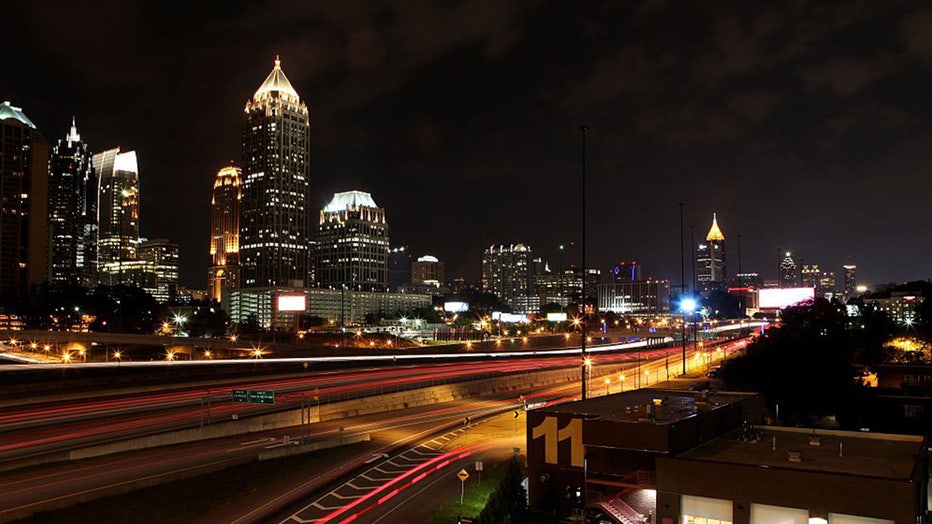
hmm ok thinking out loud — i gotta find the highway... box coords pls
[0,336,749,523]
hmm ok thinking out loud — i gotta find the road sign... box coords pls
[232,389,249,403]
[463,416,470,425]
[251,390,275,404]
[457,468,470,481]
[475,461,483,471]
[514,410,520,419]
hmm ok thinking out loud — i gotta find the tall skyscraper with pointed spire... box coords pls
[240,56,311,288]
[780,250,799,288]
[696,213,726,294]
[0,101,49,302]
[49,118,97,286]
[209,164,242,301]
[93,147,140,285]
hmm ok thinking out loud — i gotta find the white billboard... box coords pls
[758,288,815,309]
[277,294,307,312]
[546,312,568,322]
[444,301,469,313]
[492,312,528,323]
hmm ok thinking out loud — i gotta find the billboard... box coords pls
[444,301,469,313]
[492,312,528,323]
[546,312,568,322]
[277,294,307,312]
[758,287,815,309]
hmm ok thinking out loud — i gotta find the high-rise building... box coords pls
[482,243,532,306]
[843,264,857,297]
[779,250,799,288]
[48,118,97,287]
[94,147,139,285]
[819,271,836,296]
[801,264,821,288]
[612,260,641,283]
[316,191,389,292]
[388,246,410,292]
[240,56,311,288]
[597,278,671,314]
[411,255,444,286]
[120,239,179,302]
[208,165,241,302]
[0,101,49,302]
[696,214,726,293]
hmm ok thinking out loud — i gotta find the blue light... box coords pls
[680,298,697,313]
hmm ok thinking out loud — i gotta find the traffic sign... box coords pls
[251,390,275,404]
[514,410,520,419]
[457,469,470,481]
[475,461,483,471]
[232,389,249,403]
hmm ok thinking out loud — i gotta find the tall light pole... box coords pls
[579,125,589,400]
[678,202,686,375]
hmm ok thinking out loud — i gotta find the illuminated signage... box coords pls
[758,288,815,309]
[277,294,307,312]
[444,301,469,313]
[546,312,568,322]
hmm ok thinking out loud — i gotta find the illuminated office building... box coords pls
[779,250,799,288]
[0,101,49,301]
[208,165,241,301]
[697,214,726,293]
[315,191,389,292]
[482,243,532,306]
[240,56,311,288]
[94,147,139,285]
[48,118,97,286]
[411,255,444,286]
[843,264,857,298]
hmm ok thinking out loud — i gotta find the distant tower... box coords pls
[208,165,242,301]
[411,255,444,286]
[48,118,97,287]
[240,56,311,288]
[843,264,857,297]
[0,101,50,302]
[779,251,799,287]
[696,214,726,293]
[316,191,389,292]
[93,148,140,285]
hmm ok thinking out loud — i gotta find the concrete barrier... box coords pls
[257,433,370,461]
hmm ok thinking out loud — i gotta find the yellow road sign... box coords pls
[457,468,470,482]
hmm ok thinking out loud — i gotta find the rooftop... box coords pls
[706,213,725,242]
[323,190,379,213]
[678,425,925,480]
[540,388,755,425]
[0,101,36,129]
[253,56,300,102]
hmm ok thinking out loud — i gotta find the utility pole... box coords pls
[579,125,589,400]
[678,203,686,375]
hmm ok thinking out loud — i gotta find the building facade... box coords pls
[597,278,671,314]
[697,214,726,294]
[48,118,97,287]
[240,57,311,288]
[482,243,532,307]
[93,147,140,285]
[843,264,857,298]
[0,101,49,302]
[779,250,799,288]
[315,191,390,292]
[208,165,241,301]
[611,260,642,283]
[410,255,444,286]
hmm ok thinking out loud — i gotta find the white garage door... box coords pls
[682,495,733,524]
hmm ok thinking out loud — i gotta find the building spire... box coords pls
[274,54,281,69]
[66,116,81,145]
[706,213,725,241]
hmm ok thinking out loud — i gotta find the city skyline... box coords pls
[3,2,931,288]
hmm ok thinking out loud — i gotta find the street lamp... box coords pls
[680,297,697,375]
[619,373,625,392]
[604,377,611,395]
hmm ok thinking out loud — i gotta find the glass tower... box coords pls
[241,56,311,288]
[48,118,97,287]
[93,147,140,285]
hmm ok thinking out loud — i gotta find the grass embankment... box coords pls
[426,458,510,524]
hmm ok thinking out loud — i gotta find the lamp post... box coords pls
[678,202,685,375]
[579,125,590,400]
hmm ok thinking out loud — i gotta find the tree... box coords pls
[476,457,526,524]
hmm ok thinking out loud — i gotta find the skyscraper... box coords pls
[779,250,799,288]
[48,118,97,286]
[240,56,311,288]
[696,214,726,294]
[316,191,389,292]
[843,264,857,297]
[0,101,49,302]
[94,147,139,285]
[482,244,532,306]
[801,264,821,289]
[411,255,444,286]
[208,165,241,301]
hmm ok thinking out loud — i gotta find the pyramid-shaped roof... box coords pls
[324,190,379,213]
[253,56,299,102]
[706,213,725,241]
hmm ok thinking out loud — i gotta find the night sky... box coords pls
[3,1,932,289]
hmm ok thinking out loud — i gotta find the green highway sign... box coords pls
[232,389,275,404]
[251,390,275,404]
